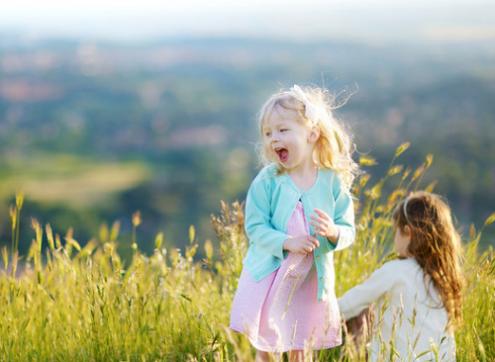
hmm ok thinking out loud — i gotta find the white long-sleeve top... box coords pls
[338,258,456,361]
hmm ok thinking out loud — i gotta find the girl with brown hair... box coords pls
[338,191,464,361]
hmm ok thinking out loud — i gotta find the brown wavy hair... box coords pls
[392,191,464,330]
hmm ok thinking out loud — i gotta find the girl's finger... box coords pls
[313,208,330,220]
[316,211,335,226]
[309,221,322,230]
[310,225,324,237]
[306,240,316,248]
[297,245,308,254]
[311,216,328,227]
[311,222,328,236]
[312,224,326,237]
[310,219,322,229]
[309,236,320,247]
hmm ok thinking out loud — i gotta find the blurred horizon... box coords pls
[2,0,495,44]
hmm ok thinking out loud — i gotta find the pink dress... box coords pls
[229,201,342,352]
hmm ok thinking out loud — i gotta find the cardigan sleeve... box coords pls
[338,261,399,319]
[244,175,288,260]
[328,174,356,252]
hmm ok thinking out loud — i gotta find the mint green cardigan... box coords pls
[243,163,355,301]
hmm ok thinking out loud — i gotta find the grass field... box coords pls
[0,145,493,361]
[0,153,151,208]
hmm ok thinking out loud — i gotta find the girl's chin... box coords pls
[279,154,289,163]
[276,161,290,170]
[273,155,289,166]
[279,156,290,166]
[278,162,298,172]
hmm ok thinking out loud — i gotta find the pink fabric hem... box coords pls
[229,326,342,353]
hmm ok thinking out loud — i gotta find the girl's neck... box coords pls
[285,159,319,192]
[287,158,318,179]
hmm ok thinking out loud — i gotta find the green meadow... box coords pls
[0,154,151,208]
[0,146,494,361]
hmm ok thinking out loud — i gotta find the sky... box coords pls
[1,0,494,42]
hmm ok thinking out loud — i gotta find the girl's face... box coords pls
[394,225,411,257]
[262,106,319,171]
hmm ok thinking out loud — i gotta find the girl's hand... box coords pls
[283,235,320,254]
[310,208,339,244]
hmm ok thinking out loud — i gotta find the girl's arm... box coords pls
[338,261,399,319]
[330,174,355,252]
[244,177,288,260]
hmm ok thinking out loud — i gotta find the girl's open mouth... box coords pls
[276,148,289,163]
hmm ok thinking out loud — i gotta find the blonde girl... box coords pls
[339,191,464,361]
[230,85,359,361]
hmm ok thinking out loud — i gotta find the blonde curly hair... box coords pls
[256,85,359,190]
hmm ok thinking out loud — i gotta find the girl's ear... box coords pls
[403,225,412,238]
[308,126,320,144]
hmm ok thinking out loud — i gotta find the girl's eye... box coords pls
[265,132,271,137]
[280,128,289,132]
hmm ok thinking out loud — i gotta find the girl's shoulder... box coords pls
[361,259,422,291]
[319,167,351,196]
[382,257,419,270]
[376,258,421,278]
[252,163,281,184]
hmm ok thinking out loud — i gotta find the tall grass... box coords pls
[0,146,493,361]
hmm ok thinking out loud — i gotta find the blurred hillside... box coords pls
[0,35,494,251]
